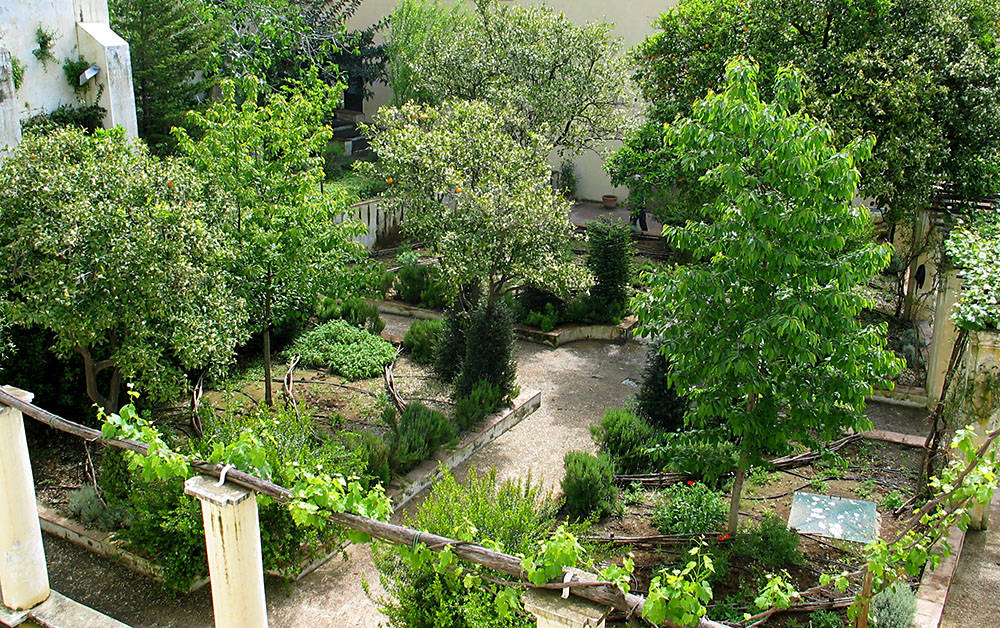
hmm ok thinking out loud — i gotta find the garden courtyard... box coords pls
[2,0,1000,627]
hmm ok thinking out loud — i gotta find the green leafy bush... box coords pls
[21,103,107,134]
[870,582,916,628]
[561,451,617,519]
[383,403,458,473]
[455,302,517,401]
[590,408,660,474]
[339,430,391,486]
[315,295,385,334]
[523,302,560,332]
[373,467,557,627]
[435,308,469,383]
[403,318,443,364]
[731,514,802,569]
[652,482,726,534]
[586,218,633,312]
[591,408,737,482]
[564,292,626,325]
[647,429,738,485]
[395,251,450,309]
[453,380,505,430]
[288,320,396,380]
[635,342,688,431]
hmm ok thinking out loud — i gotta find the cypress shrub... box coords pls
[455,302,517,401]
[635,342,688,431]
[586,218,633,309]
[434,308,469,383]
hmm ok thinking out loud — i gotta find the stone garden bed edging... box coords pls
[369,299,638,348]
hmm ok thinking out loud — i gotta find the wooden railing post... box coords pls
[185,475,268,628]
[0,386,50,610]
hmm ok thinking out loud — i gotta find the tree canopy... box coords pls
[632,58,903,533]
[175,75,365,405]
[359,100,584,308]
[611,0,1000,223]
[386,0,632,155]
[0,128,246,413]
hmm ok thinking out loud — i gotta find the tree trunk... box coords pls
[263,323,273,408]
[920,329,970,489]
[76,344,119,415]
[728,460,746,536]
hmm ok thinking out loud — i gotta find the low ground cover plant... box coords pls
[652,481,727,534]
[286,320,397,380]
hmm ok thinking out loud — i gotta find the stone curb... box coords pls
[387,389,542,511]
[369,299,637,348]
[914,524,967,628]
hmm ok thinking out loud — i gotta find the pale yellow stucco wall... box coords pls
[0,0,137,148]
[346,0,678,202]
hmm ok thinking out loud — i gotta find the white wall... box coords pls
[0,0,136,149]
[346,0,677,201]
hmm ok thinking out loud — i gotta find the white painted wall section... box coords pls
[76,22,138,137]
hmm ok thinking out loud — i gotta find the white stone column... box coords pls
[75,22,139,138]
[0,386,50,611]
[184,475,268,628]
[925,269,962,404]
[0,49,22,156]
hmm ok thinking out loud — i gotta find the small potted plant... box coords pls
[602,194,618,209]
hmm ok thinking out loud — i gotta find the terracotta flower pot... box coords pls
[602,194,618,209]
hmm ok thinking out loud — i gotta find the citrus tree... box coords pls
[359,99,583,309]
[632,58,903,534]
[612,0,1000,225]
[0,128,246,413]
[387,0,631,155]
[175,75,364,406]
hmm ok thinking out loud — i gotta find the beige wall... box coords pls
[0,0,136,149]
[346,0,677,201]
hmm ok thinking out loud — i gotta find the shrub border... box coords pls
[369,299,637,348]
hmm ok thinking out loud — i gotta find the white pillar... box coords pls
[184,475,268,628]
[0,386,50,611]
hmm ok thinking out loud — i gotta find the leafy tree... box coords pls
[611,0,1000,225]
[632,59,902,534]
[175,75,364,406]
[206,0,386,96]
[386,0,631,155]
[109,0,222,153]
[0,128,246,413]
[359,99,584,309]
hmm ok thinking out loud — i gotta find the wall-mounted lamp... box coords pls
[78,64,100,86]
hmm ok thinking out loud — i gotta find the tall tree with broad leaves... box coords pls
[610,0,1000,226]
[386,0,632,155]
[109,0,222,153]
[632,58,903,534]
[174,75,365,406]
[205,0,386,97]
[0,127,247,414]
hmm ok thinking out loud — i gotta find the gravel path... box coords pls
[41,314,647,627]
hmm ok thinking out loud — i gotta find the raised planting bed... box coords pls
[389,388,541,510]
[29,349,536,592]
[369,299,637,348]
[586,438,927,626]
